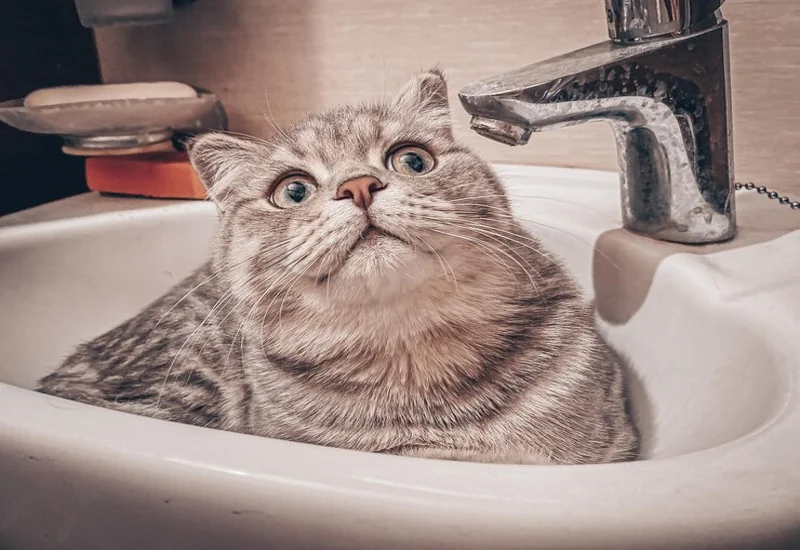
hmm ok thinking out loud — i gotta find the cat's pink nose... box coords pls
[335,176,386,209]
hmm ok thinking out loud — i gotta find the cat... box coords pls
[38,69,639,465]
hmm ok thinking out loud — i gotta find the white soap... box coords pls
[24,82,198,108]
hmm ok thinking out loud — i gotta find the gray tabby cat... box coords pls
[39,69,638,465]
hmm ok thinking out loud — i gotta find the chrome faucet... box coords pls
[458,0,734,244]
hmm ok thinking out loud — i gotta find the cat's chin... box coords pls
[338,232,414,276]
[319,233,438,296]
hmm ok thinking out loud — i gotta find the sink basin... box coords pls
[0,165,798,549]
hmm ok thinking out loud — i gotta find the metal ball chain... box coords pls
[734,181,800,210]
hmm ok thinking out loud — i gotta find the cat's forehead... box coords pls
[271,102,446,169]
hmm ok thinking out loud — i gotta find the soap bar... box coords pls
[24,82,197,108]
[85,152,207,200]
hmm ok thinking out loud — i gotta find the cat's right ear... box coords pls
[187,132,262,205]
[392,68,451,123]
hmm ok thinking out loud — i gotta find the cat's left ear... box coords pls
[392,68,451,129]
[187,132,264,208]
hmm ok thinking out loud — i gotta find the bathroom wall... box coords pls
[94,0,800,194]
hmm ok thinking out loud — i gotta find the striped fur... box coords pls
[38,69,638,464]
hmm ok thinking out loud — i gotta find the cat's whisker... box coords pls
[452,194,614,217]
[252,255,323,365]
[448,221,545,271]
[256,255,312,361]
[181,288,246,389]
[173,253,287,381]
[174,245,299,390]
[277,260,317,332]
[227,288,270,377]
[381,56,391,106]
[256,285,291,362]
[253,252,313,328]
[220,248,305,374]
[157,280,244,407]
[147,271,221,342]
[445,217,560,265]
[210,128,273,148]
[415,234,458,290]
[302,237,340,302]
[260,108,280,138]
[425,227,532,292]
[313,246,339,302]
[216,185,243,212]
[443,203,626,274]
[189,267,274,382]
[325,261,334,301]
[261,86,291,142]
[514,217,626,274]
[221,288,265,379]
[411,209,544,270]
[145,245,283,342]
[448,214,629,294]
[431,220,543,295]
[439,181,507,197]
[225,269,291,375]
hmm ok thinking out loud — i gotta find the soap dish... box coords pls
[0,83,226,155]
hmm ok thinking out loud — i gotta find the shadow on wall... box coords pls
[94,0,319,138]
[0,1,99,216]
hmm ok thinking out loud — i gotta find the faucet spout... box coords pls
[458,16,735,245]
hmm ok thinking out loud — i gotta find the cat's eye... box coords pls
[270,174,317,208]
[386,144,436,175]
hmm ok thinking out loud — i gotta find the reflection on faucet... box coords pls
[459,0,734,244]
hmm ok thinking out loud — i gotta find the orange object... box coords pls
[84,152,208,200]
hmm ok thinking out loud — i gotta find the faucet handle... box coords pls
[605,0,724,42]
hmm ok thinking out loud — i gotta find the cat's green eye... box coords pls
[386,144,436,175]
[270,174,317,208]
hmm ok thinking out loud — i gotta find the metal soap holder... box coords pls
[0,87,227,155]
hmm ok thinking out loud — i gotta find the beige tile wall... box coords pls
[95,0,800,193]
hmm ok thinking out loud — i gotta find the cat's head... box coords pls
[189,69,516,305]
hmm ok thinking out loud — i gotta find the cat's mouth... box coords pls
[314,224,416,284]
[354,225,408,248]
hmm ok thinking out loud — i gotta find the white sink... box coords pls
[0,165,798,549]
